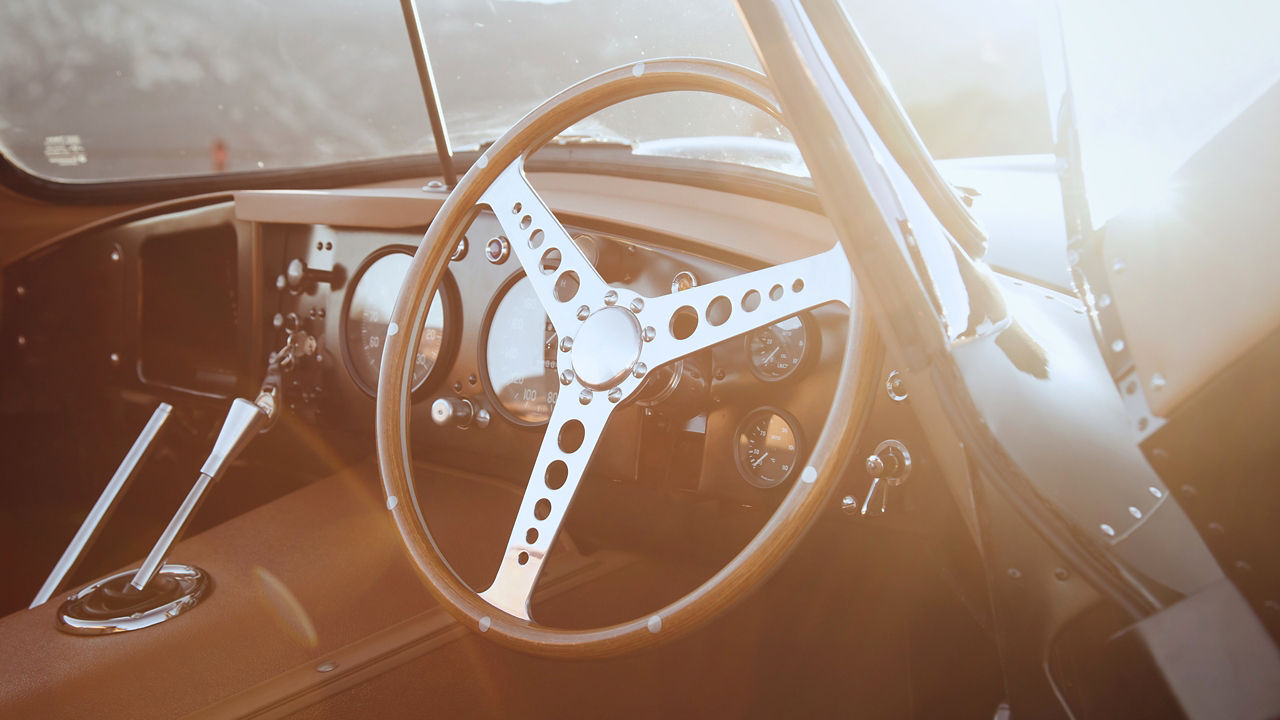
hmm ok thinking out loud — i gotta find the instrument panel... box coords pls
[269,213,848,503]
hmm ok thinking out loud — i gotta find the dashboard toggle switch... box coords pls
[861,439,911,516]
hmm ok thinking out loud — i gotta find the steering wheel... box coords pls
[377,58,877,658]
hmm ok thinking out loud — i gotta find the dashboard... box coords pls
[273,209,850,504]
[2,172,932,523]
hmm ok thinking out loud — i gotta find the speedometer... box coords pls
[481,273,560,425]
[341,247,456,397]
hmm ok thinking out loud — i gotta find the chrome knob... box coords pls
[431,397,474,428]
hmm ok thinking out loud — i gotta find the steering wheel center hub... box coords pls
[572,306,642,390]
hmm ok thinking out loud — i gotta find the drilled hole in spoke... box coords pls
[671,306,699,340]
[529,229,545,249]
[520,215,532,230]
[558,420,585,453]
[518,551,530,565]
[742,289,761,312]
[554,271,579,302]
[769,284,784,301]
[540,247,561,275]
[706,296,731,327]
[534,498,552,520]
[792,278,804,293]
[545,460,569,490]
[526,528,539,544]
[512,202,522,214]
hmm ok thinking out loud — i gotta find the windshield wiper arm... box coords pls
[400,0,457,188]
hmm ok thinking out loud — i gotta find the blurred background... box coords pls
[0,0,1050,182]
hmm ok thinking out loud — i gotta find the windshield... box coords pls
[0,0,1047,183]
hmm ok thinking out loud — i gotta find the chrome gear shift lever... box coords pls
[128,390,275,592]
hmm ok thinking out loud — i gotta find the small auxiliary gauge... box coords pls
[746,315,809,382]
[734,407,804,489]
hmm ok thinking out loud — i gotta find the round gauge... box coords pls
[341,247,456,397]
[746,315,809,382]
[734,408,804,489]
[481,273,560,425]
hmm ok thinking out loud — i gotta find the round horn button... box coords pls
[572,307,642,390]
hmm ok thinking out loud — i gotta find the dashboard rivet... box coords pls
[1100,523,1116,537]
[560,370,575,386]
[109,249,121,262]
[576,305,590,321]
[1054,567,1071,581]
[608,388,623,403]
[604,290,618,306]
[16,335,26,348]
[578,389,593,405]
[109,352,120,366]
[632,363,647,379]
[15,285,25,298]
[642,326,656,342]
[629,298,644,314]
[560,336,573,352]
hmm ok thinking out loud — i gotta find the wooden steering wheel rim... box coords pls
[376,57,879,659]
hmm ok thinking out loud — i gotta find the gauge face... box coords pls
[343,251,449,396]
[483,274,560,425]
[735,409,802,489]
[746,315,808,381]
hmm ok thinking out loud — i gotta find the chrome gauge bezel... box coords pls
[732,406,806,490]
[339,245,461,399]
[477,270,559,428]
[744,311,817,383]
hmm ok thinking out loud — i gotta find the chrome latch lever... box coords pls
[860,439,911,516]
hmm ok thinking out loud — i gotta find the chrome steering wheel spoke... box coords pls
[478,379,617,621]
[636,243,852,369]
[480,158,610,336]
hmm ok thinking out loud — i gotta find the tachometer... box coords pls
[341,247,456,397]
[734,408,803,489]
[481,273,560,425]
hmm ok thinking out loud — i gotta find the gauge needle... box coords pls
[760,346,781,365]
[751,452,770,468]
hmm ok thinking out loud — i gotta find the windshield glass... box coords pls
[0,0,1047,183]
